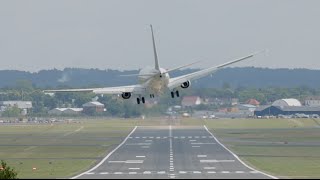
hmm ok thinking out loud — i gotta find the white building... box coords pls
[305,96,320,107]
[0,101,32,109]
[272,98,302,107]
[0,101,33,115]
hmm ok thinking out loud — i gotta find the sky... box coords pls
[0,0,319,72]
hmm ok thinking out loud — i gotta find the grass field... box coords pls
[1,117,320,178]
[203,118,320,179]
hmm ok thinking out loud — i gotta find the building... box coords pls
[82,101,105,114]
[181,96,202,107]
[48,108,83,115]
[254,105,320,117]
[237,104,257,111]
[0,101,33,115]
[0,101,32,109]
[246,99,260,106]
[304,96,320,107]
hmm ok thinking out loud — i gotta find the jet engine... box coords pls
[121,92,132,99]
[181,81,191,89]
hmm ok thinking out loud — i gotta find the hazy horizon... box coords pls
[1,0,319,72]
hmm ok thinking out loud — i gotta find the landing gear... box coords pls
[137,97,146,104]
[171,90,180,98]
[137,98,140,104]
[150,94,155,98]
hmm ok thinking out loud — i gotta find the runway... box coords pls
[72,126,276,179]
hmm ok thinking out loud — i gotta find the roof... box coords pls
[246,99,260,106]
[238,104,256,108]
[255,105,320,112]
[0,101,33,109]
[272,99,302,107]
[254,105,271,111]
[181,96,201,106]
[50,108,83,112]
[279,106,320,112]
[83,101,104,107]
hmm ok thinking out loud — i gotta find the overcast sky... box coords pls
[0,0,319,72]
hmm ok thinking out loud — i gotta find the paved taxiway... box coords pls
[72,126,276,179]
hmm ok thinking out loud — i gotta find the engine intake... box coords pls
[121,92,132,99]
[181,81,191,89]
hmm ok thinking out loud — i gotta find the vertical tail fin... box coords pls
[150,25,160,71]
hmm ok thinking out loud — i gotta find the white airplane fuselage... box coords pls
[138,67,170,96]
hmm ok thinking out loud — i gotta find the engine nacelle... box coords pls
[121,92,132,99]
[181,81,191,89]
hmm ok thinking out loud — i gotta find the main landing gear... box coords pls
[137,97,145,104]
[171,90,180,98]
[137,93,157,104]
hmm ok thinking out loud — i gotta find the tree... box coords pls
[1,106,21,117]
[0,160,18,179]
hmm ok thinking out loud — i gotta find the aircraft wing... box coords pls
[168,51,263,90]
[43,84,146,95]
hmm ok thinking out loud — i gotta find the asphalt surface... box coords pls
[73,126,276,179]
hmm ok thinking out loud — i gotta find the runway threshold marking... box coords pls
[128,168,140,170]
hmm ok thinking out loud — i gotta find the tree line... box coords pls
[0,79,319,118]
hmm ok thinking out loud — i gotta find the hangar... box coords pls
[254,105,320,116]
[254,98,320,116]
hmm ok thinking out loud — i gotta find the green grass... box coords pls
[204,118,320,179]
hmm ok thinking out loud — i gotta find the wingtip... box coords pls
[253,49,269,56]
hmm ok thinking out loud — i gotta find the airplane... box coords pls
[44,25,264,105]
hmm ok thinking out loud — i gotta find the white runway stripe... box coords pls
[200,160,235,163]
[236,171,245,173]
[128,168,140,170]
[197,155,207,158]
[191,142,215,145]
[207,171,216,174]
